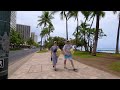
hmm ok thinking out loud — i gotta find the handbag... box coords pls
[56,49,61,57]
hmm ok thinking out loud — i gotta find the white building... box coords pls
[10,11,16,30]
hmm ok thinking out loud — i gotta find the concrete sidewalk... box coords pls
[9,52,120,79]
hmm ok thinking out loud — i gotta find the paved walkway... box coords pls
[9,52,120,79]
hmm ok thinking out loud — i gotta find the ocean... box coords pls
[97,48,120,53]
[76,47,120,53]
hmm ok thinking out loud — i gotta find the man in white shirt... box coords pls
[63,40,77,71]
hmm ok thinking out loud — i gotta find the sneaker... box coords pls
[73,68,77,72]
[54,68,57,71]
[64,67,67,69]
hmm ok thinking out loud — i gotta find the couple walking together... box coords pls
[50,40,77,71]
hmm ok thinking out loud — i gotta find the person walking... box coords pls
[63,40,77,71]
[50,41,59,71]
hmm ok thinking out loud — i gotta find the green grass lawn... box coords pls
[37,49,48,53]
[112,54,120,57]
[73,51,105,58]
[109,62,120,72]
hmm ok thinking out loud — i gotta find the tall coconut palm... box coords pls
[68,11,79,45]
[81,11,93,50]
[38,11,54,27]
[48,23,54,37]
[78,21,90,51]
[88,12,96,52]
[38,11,54,38]
[92,11,105,56]
[81,11,92,23]
[52,11,70,40]
[40,27,49,50]
[113,11,120,54]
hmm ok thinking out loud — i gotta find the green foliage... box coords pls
[10,28,24,46]
[33,42,39,47]
[38,11,54,27]
[44,36,65,49]
[27,37,34,46]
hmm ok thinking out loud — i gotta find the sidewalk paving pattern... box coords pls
[9,52,120,79]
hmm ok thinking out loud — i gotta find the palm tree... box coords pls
[78,21,90,51]
[68,11,79,45]
[88,13,95,51]
[92,11,105,56]
[113,11,120,54]
[52,11,70,40]
[38,11,54,27]
[81,11,93,51]
[38,11,54,38]
[81,11,92,23]
[40,27,49,50]
[48,23,54,37]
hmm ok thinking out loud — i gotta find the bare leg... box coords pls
[54,64,56,70]
[64,60,67,68]
[70,60,75,69]
[70,59,77,71]
[54,59,57,71]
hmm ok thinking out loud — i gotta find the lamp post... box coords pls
[0,11,11,79]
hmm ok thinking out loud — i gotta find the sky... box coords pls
[16,11,120,49]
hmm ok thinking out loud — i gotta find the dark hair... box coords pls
[67,40,70,42]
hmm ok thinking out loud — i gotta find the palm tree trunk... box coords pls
[76,16,79,45]
[66,17,68,40]
[88,16,95,52]
[40,36,42,51]
[84,18,87,23]
[49,28,50,38]
[90,16,95,29]
[81,46,82,51]
[115,16,120,54]
[92,13,99,56]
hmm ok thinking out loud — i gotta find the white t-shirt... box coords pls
[63,44,72,55]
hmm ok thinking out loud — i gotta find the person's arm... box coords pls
[63,45,66,55]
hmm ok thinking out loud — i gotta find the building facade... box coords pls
[10,11,16,30]
[34,35,38,43]
[16,24,30,42]
[31,32,35,41]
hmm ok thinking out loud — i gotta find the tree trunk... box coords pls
[81,46,82,51]
[49,28,50,38]
[76,16,79,45]
[83,31,88,51]
[66,17,68,40]
[115,17,120,54]
[92,13,100,56]
[84,18,87,24]
[90,41,93,53]
[88,16,95,52]
[40,36,42,51]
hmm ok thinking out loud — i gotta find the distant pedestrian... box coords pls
[63,40,77,71]
[50,41,59,71]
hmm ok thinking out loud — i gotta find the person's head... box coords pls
[66,40,70,45]
[54,41,57,46]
